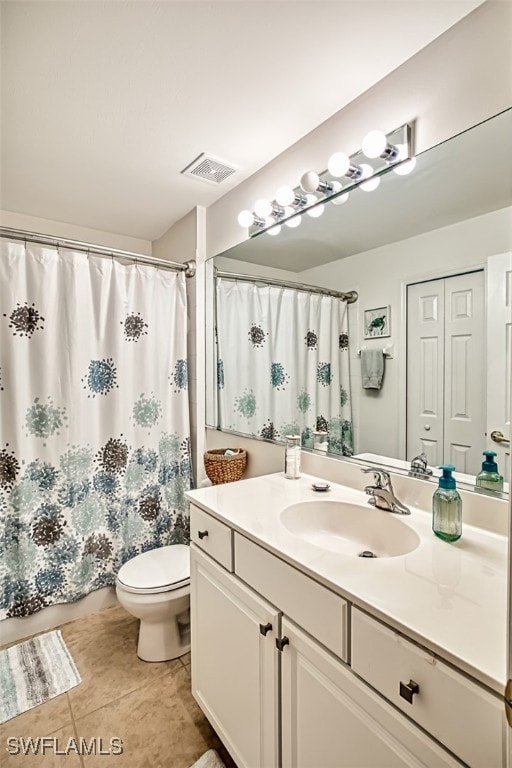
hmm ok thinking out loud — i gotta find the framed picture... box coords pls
[364,305,391,339]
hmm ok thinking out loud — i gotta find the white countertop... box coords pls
[187,472,508,695]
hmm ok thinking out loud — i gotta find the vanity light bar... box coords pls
[237,123,414,238]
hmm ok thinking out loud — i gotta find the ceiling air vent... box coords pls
[181,153,238,185]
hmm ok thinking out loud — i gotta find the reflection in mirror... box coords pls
[206,109,512,496]
[215,274,355,454]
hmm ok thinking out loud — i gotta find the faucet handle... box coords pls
[411,452,427,468]
[361,467,390,488]
[409,452,433,477]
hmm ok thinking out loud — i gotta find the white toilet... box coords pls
[115,544,190,662]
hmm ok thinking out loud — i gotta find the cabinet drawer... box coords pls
[234,533,347,661]
[190,505,233,572]
[351,609,504,768]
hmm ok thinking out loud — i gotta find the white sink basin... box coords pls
[280,500,420,558]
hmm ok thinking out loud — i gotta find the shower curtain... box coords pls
[0,240,191,620]
[216,278,353,454]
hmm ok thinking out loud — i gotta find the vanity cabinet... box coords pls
[190,504,504,768]
[351,609,504,768]
[281,617,460,768]
[190,544,279,768]
[234,530,348,661]
[190,504,233,571]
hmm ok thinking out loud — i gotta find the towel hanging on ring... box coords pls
[360,348,385,390]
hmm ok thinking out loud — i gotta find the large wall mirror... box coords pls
[206,108,512,497]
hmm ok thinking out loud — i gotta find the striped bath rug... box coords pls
[0,629,81,723]
[190,751,226,768]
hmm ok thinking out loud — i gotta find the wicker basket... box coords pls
[204,448,247,485]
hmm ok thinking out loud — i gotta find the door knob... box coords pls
[491,430,510,446]
[198,530,208,539]
[424,425,431,431]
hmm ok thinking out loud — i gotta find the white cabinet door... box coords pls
[280,618,460,768]
[190,544,279,768]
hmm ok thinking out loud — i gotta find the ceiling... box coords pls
[0,1,483,242]
[217,109,512,272]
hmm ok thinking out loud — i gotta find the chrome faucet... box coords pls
[408,452,433,479]
[362,468,411,515]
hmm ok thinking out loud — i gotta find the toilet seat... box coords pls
[116,544,190,595]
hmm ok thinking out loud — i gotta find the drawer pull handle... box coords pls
[198,530,209,540]
[276,637,290,652]
[259,622,272,636]
[400,679,420,704]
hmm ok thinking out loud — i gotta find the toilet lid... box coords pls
[117,544,190,593]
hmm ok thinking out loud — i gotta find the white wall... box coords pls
[0,210,152,255]
[213,255,300,282]
[204,1,512,476]
[299,206,512,459]
[152,209,198,263]
[153,207,206,486]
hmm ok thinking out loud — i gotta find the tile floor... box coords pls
[0,605,237,768]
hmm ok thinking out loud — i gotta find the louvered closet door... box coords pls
[407,271,485,475]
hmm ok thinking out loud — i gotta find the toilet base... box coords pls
[137,613,190,662]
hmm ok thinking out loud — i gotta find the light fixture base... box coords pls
[245,123,413,237]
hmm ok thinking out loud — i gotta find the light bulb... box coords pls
[328,152,363,180]
[359,164,380,192]
[254,198,272,218]
[237,210,254,228]
[332,192,349,206]
[285,215,301,228]
[275,185,295,207]
[393,156,416,175]
[267,224,281,236]
[362,130,387,159]
[307,204,324,218]
[360,176,380,192]
[327,152,350,177]
[300,171,321,194]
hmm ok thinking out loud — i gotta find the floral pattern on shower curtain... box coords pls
[215,278,353,454]
[0,241,191,619]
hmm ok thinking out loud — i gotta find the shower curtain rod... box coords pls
[0,227,197,277]
[215,269,358,303]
